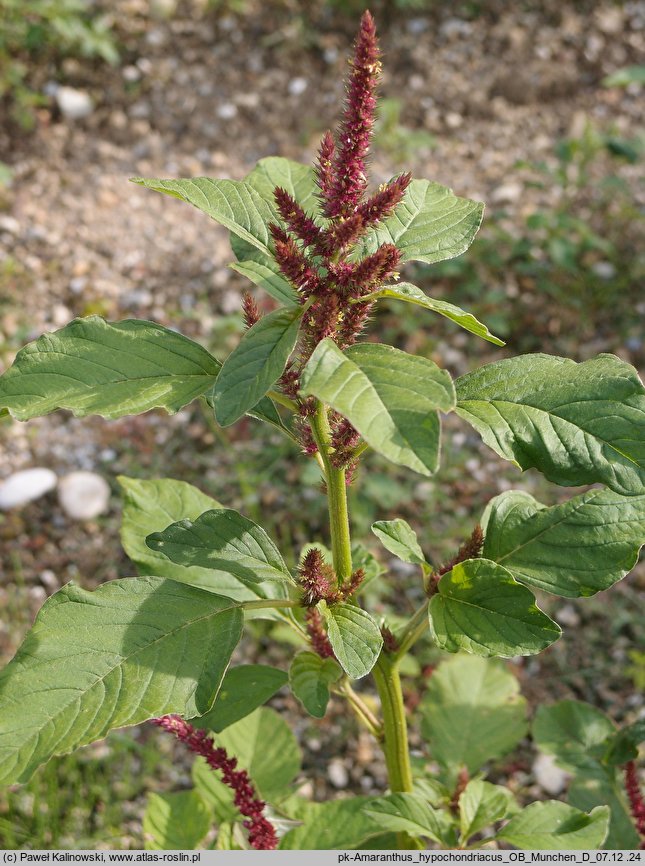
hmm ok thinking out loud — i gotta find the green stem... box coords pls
[266,389,298,412]
[394,600,429,662]
[310,401,353,584]
[372,653,423,850]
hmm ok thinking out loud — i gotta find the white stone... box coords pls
[216,102,238,120]
[532,753,570,795]
[288,77,308,96]
[58,471,110,520]
[55,87,94,120]
[556,603,581,628]
[0,468,57,509]
[328,759,349,789]
[491,182,523,204]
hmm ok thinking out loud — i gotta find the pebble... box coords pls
[216,103,238,120]
[0,468,58,510]
[55,87,94,121]
[491,182,523,204]
[288,77,308,96]
[58,472,110,520]
[328,759,349,789]
[532,753,570,795]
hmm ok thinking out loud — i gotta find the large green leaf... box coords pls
[193,707,300,805]
[364,793,455,846]
[497,802,610,850]
[482,489,645,598]
[459,780,516,843]
[289,652,342,718]
[321,601,383,679]
[0,576,243,785]
[604,720,645,766]
[190,664,288,732]
[211,307,302,427]
[280,797,382,850]
[419,655,527,778]
[362,282,504,346]
[355,178,483,264]
[371,518,428,567]
[428,558,561,658]
[533,700,616,773]
[119,477,287,608]
[0,317,221,421]
[131,176,276,257]
[300,339,455,476]
[143,791,211,850]
[456,353,645,496]
[146,508,294,587]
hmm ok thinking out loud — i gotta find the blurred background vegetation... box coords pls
[0,0,643,849]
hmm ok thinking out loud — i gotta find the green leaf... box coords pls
[143,791,211,850]
[119,477,288,610]
[193,707,301,805]
[371,518,427,567]
[229,258,299,308]
[131,176,276,257]
[289,652,342,718]
[211,307,302,427]
[497,802,610,850]
[456,353,645,496]
[428,558,561,658]
[355,178,484,265]
[363,282,504,346]
[300,339,455,476]
[146,508,294,588]
[604,720,645,766]
[0,317,221,421]
[190,664,287,732]
[364,793,456,846]
[568,769,641,850]
[246,394,293,437]
[244,157,321,215]
[533,701,616,772]
[0,576,243,785]
[419,654,528,777]
[459,780,516,843]
[321,601,383,679]
[482,488,645,598]
[279,797,383,850]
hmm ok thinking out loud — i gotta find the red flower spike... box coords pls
[357,173,412,227]
[338,300,375,347]
[314,130,336,208]
[299,548,339,606]
[342,567,365,599]
[381,625,399,653]
[350,243,401,293]
[242,292,260,330]
[305,607,336,659]
[153,715,278,850]
[273,187,322,249]
[427,525,485,596]
[325,11,381,217]
[270,224,321,297]
[625,761,645,846]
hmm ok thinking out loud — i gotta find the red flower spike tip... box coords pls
[357,173,412,227]
[273,187,322,249]
[314,130,336,208]
[153,715,278,850]
[242,292,260,330]
[325,10,381,218]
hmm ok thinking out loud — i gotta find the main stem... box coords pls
[312,400,418,847]
[311,401,353,583]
